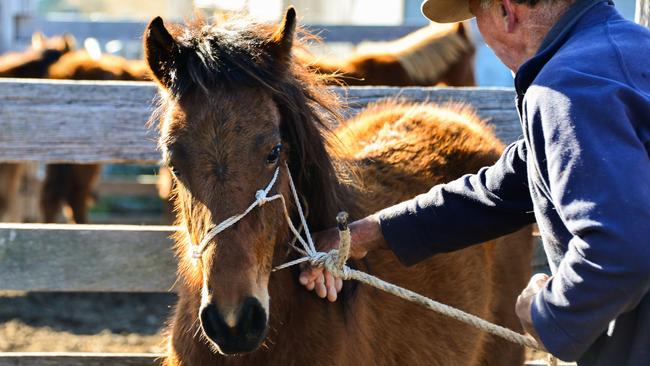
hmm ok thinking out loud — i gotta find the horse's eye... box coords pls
[266,144,282,165]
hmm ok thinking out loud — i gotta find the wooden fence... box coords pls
[0,80,520,163]
[0,80,549,365]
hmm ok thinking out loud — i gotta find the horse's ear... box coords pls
[144,17,180,90]
[62,33,77,52]
[267,7,297,62]
[31,32,46,50]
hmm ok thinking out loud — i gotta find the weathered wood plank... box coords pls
[0,224,177,292]
[0,79,158,163]
[0,353,162,366]
[0,79,519,163]
[0,353,573,366]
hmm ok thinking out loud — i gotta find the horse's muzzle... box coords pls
[200,296,268,355]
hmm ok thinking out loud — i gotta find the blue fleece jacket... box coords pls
[378,1,650,364]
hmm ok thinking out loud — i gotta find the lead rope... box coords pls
[188,163,556,365]
[323,213,557,365]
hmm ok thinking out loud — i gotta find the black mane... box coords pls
[168,20,285,96]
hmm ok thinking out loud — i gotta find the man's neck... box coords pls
[510,2,574,71]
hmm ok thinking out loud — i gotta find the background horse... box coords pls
[296,22,475,86]
[0,33,75,222]
[146,9,531,365]
[41,50,150,223]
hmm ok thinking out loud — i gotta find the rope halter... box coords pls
[188,162,316,261]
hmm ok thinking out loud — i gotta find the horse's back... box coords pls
[334,101,531,365]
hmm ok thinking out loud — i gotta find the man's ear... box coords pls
[501,0,517,33]
[144,17,181,90]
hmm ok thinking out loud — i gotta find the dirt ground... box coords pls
[0,291,544,362]
[0,292,174,352]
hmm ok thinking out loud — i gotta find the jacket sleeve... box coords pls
[526,81,650,361]
[378,139,536,266]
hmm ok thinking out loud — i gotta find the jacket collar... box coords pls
[514,0,613,95]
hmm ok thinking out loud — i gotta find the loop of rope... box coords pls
[185,162,555,364]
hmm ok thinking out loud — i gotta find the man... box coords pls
[299,0,650,364]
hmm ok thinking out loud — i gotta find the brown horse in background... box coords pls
[145,9,531,365]
[41,50,150,223]
[297,22,475,86]
[0,32,75,78]
[0,33,75,222]
[47,51,149,81]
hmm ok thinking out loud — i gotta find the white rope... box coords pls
[189,163,311,262]
[186,163,555,364]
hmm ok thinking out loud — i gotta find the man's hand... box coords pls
[299,214,387,302]
[516,273,550,350]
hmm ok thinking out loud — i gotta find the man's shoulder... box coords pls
[535,17,650,94]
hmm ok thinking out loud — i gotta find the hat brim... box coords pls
[421,0,474,23]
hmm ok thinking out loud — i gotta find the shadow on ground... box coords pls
[0,292,176,335]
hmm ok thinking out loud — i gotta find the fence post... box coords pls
[637,0,649,27]
[0,0,13,53]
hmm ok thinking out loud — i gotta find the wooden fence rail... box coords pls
[0,353,572,366]
[0,79,519,163]
[0,223,176,292]
[0,353,162,366]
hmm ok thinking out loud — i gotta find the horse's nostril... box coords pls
[200,303,228,344]
[238,297,267,342]
[199,297,268,355]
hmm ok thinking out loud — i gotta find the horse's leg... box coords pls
[66,164,101,224]
[40,164,69,223]
[0,163,25,222]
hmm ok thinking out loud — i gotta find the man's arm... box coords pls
[379,139,536,266]
[525,82,650,361]
[300,139,536,301]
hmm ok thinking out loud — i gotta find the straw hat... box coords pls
[421,0,474,23]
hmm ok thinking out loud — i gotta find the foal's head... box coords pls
[0,33,75,78]
[29,32,76,54]
[145,9,341,355]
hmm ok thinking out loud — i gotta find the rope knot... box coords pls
[255,189,267,202]
[309,250,350,279]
